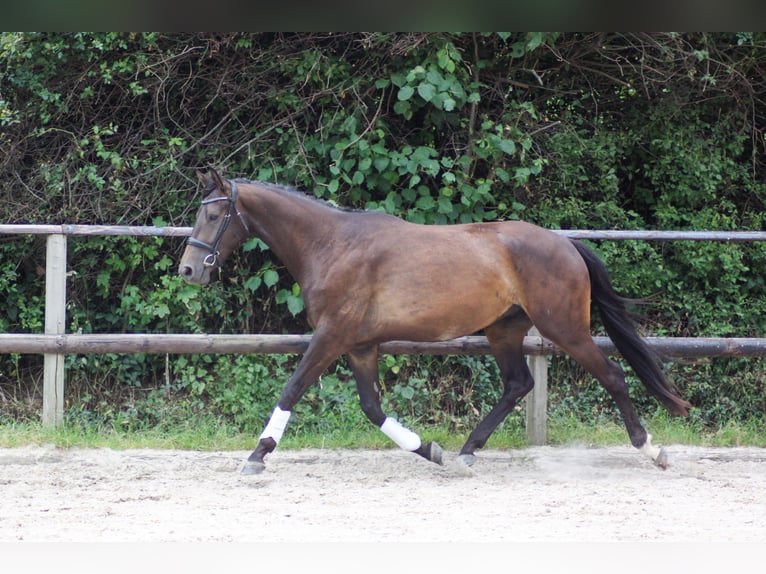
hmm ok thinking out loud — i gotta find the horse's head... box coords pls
[178,168,247,284]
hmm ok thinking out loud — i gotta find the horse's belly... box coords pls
[373,280,517,342]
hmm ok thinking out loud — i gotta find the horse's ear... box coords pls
[208,168,230,197]
[196,169,211,190]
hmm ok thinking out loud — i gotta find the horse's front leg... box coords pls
[242,333,343,475]
[348,346,443,466]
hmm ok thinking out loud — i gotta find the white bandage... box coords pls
[259,406,291,444]
[639,433,661,461]
[380,417,422,451]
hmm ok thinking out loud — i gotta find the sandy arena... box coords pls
[2,443,765,544]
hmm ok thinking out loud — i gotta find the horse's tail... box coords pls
[571,240,691,417]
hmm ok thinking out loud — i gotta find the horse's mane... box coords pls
[233,178,364,213]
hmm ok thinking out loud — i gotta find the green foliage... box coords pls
[178,354,288,431]
[2,32,766,433]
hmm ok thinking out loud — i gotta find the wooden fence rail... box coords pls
[3,223,766,241]
[3,333,766,357]
[2,224,766,444]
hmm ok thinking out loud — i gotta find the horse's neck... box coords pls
[241,183,340,283]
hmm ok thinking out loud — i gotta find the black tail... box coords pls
[571,240,691,416]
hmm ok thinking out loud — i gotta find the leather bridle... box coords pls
[186,179,245,268]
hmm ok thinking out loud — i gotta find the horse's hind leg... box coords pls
[458,312,535,466]
[347,345,442,465]
[546,333,667,468]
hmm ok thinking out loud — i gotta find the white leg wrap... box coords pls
[259,406,291,444]
[639,433,661,461]
[380,417,422,451]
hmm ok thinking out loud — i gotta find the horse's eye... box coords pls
[208,213,219,222]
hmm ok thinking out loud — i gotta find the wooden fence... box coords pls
[2,223,766,445]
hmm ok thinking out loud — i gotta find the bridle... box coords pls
[186,179,248,268]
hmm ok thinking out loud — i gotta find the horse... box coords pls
[178,168,691,475]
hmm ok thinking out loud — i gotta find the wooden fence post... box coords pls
[42,234,67,427]
[525,327,548,445]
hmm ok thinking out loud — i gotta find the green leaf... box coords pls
[390,72,407,87]
[244,276,262,291]
[373,157,390,172]
[498,139,516,155]
[438,196,454,215]
[263,269,280,287]
[437,49,455,73]
[393,100,412,119]
[397,86,414,101]
[526,32,545,52]
[426,68,445,86]
[243,237,267,252]
[417,82,436,102]
[287,294,304,316]
[402,187,417,202]
[416,195,435,210]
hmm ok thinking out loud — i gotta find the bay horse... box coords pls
[178,168,691,474]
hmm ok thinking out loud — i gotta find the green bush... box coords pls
[1,33,765,432]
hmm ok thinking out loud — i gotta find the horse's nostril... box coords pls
[179,265,193,278]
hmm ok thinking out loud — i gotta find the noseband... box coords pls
[186,179,245,268]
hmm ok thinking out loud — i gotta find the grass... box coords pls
[1,412,764,451]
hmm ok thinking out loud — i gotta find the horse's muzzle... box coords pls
[178,262,211,285]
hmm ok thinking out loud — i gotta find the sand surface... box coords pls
[2,443,765,544]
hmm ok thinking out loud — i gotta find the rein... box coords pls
[186,179,247,268]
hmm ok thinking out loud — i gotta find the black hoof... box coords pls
[457,453,476,467]
[427,441,443,465]
[241,460,266,475]
[414,441,444,465]
[654,448,669,470]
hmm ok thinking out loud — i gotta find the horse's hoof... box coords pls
[414,441,444,465]
[428,441,443,465]
[241,460,266,475]
[654,447,669,470]
[457,453,476,467]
